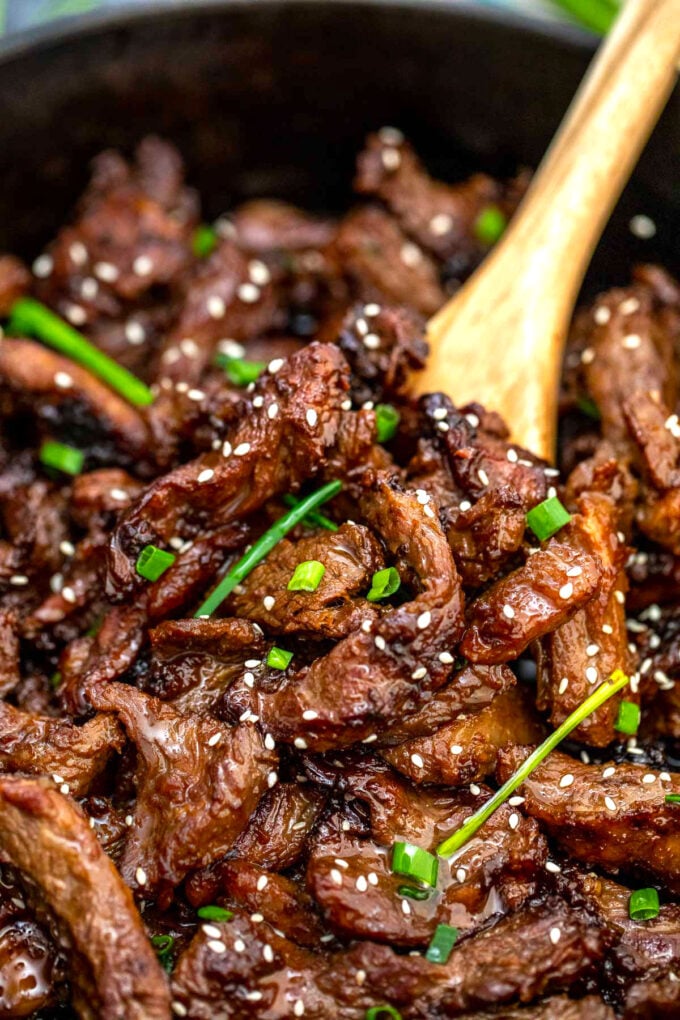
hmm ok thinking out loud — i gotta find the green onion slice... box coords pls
[365,1007,402,1020]
[425,923,459,963]
[576,395,601,421]
[150,933,175,972]
[49,671,62,690]
[196,905,234,922]
[614,699,640,735]
[136,544,176,582]
[473,205,507,245]
[375,404,400,444]
[214,354,266,387]
[8,298,153,407]
[366,566,401,602]
[437,669,629,857]
[287,559,325,592]
[396,884,431,901]
[39,440,84,476]
[525,495,571,542]
[282,493,338,532]
[392,842,438,888]
[192,224,218,258]
[665,794,680,805]
[194,480,341,617]
[267,646,293,670]
[629,887,660,921]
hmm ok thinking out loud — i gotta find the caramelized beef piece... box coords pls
[106,342,350,598]
[337,303,428,405]
[623,390,680,491]
[625,975,680,1018]
[147,617,266,714]
[225,477,464,749]
[0,916,60,1018]
[89,683,276,898]
[230,522,384,639]
[461,505,603,664]
[636,489,680,557]
[382,685,544,786]
[231,200,336,253]
[537,492,636,746]
[0,702,123,796]
[457,997,615,1020]
[0,776,170,1019]
[0,611,19,698]
[498,747,680,893]
[0,255,29,315]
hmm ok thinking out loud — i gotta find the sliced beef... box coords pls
[0,611,20,698]
[336,302,428,405]
[0,254,29,315]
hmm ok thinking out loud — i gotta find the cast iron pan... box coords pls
[0,0,677,299]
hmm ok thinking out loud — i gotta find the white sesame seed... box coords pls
[207,732,222,747]
[125,814,134,826]
[69,242,88,265]
[545,861,561,874]
[374,635,386,651]
[135,868,147,885]
[303,712,320,725]
[188,389,205,402]
[549,927,561,945]
[265,401,280,421]
[581,347,595,364]
[197,468,214,484]
[363,333,381,350]
[378,126,404,145]
[381,148,401,171]
[509,796,525,806]
[252,395,264,408]
[368,872,379,886]
[502,604,515,619]
[294,1000,305,1017]
[450,744,463,754]
[478,468,490,486]
[133,255,153,276]
[54,371,73,389]
[559,583,574,600]
[439,651,454,664]
[605,796,617,812]
[642,773,656,784]
[207,938,227,954]
[470,783,481,795]
[566,566,582,577]
[60,783,70,795]
[306,409,318,427]
[622,334,641,350]
[267,358,284,376]
[234,939,246,953]
[246,991,263,1002]
[330,869,343,886]
[32,254,53,278]
[459,500,472,512]
[202,924,222,939]
[124,320,146,346]
[361,620,373,633]
[356,875,368,892]
[94,260,119,283]
[602,624,613,635]
[109,488,129,502]
[411,666,427,680]
[267,771,278,788]
[61,586,76,604]
[172,1003,188,1017]
[234,442,251,456]
[263,943,274,962]
[401,898,411,915]
[585,666,598,684]
[558,678,569,695]
[620,297,640,315]
[410,754,424,769]
[238,282,260,303]
[586,644,599,657]
[9,575,28,586]
[257,875,269,891]
[417,611,432,630]
[80,277,98,301]
[602,766,616,779]
[430,212,453,236]
[559,774,574,788]
[294,737,308,749]
[362,734,377,743]
[594,306,611,325]
[207,295,226,319]
[508,812,519,830]
[614,590,625,604]
[629,214,656,238]
[334,858,349,869]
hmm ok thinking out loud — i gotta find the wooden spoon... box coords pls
[416,0,680,462]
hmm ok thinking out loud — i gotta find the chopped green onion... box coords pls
[197,905,234,922]
[391,842,438,888]
[525,496,571,542]
[375,404,400,444]
[629,888,660,921]
[214,354,266,387]
[473,205,507,245]
[267,646,293,670]
[366,566,401,602]
[282,493,338,532]
[547,0,616,36]
[425,923,459,964]
[576,395,601,421]
[437,669,630,857]
[39,440,84,476]
[194,480,341,617]
[665,794,680,805]
[150,934,175,972]
[135,544,176,582]
[287,559,325,593]
[397,884,431,901]
[365,1008,402,1020]
[8,298,153,407]
[192,224,218,258]
[614,699,640,735]
[49,671,62,690]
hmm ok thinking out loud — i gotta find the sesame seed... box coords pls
[135,868,147,886]
[234,442,251,456]
[470,783,481,795]
[430,212,453,236]
[545,861,561,874]
[94,261,119,283]
[566,566,582,577]
[125,320,146,346]
[364,302,381,316]
[586,644,599,657]
[172,1003,188,1017]
[450,744,463,754]
[478,468,490,486]
[238,282,260,303]
[248,259,270,286]
[207,938,227,954]
[188,389,205,402]
[455,867,466,883]
[459,500,472,512]
[605,796,617,812]
[207,733,222,747]
[81,277,98,300]
[410,754,424,769]
[594,306,611,325]
[330,869,343,886]
[411,666,427,680]
[263,943,274,962]
[549,927,561,945]
[622,334,641,350]
[602,624,613,635]
[246,992,263,1002]
[558,678,569,695]
[306,409,318,427]
[32,254,53,277]
[368,872,379,886]
[417,611,432,630]
[439,651,454,664]
[60,783,70,795]
[559,583,574,600]
[125,814,134,826]
[294,1000,305,1017]
[9,575,28,586]
[374,635,386,651]
[362,734,377,743]
[502,604,515,619]
[581,347,595,364]
[614,590,625,604]
[54,371,73,389]
[207,295,226,319]
[294,737,307,749]
[559,774,574,788]
[629,214,656,238]
[109,488,128,501]
[361,620,373,633]
[642,773,656,784]
[303,711,319,724]
[202,924,222,939]
[252,395,264,408]
[620,297,640,315]
[585,666,598,684]
[341,398,352,411]
[401,898,411,915]
[363,333,381,350]
[381,148,401,171]
[234,939,246,953]
[401,242,422,267]
[268,358,284,374]
[267,771,278,788]
[356,875,368,892]
[133,255,153,276]
[197,468,214,484]
[508,812,519,830]
[508,796,525,806]
[62,586,76,604]
[69,242,88,265]
[334,858,349,869]
[257,875,269,891]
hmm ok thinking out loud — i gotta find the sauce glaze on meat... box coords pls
[0,130,679,1018]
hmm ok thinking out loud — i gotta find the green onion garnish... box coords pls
[49,671,62,690]
[473,205,507,246]
[150,934,175,972]
[525,495,571,542]
[282,493,338,532]
[576,395,601,421]
[665,794,680,805]
[629,888,660,921]
[397,885,431,901]
[425,923,459,963]
[196,905,234,922]
[8,298,153,407]
[375,404,400,444]
[39,440,84,476]
[437,669,629,857]
[266,646,293,670]
[135,544,176,582]
[214,354,266,387]
[366,566,401,602]
[365,1008,402,1020]
[194,480,341,617]
[192,224,218,259]
[287,559,325,593]
[391,842,438,888]
[614,700,640,735]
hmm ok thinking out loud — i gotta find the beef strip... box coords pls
[229,522,384,639]
[497,747,680,893]
[625,975,680,1018]
[0,254,29,315]
[382,685,544,786]
[224,476,465,749]
[106,342,350,599]
[0,775,170,1019]
[89,683,276,899]
[455,997,615,1020]
[0,701,123,796]
[0,611,19,697]
[336,302,428,406]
